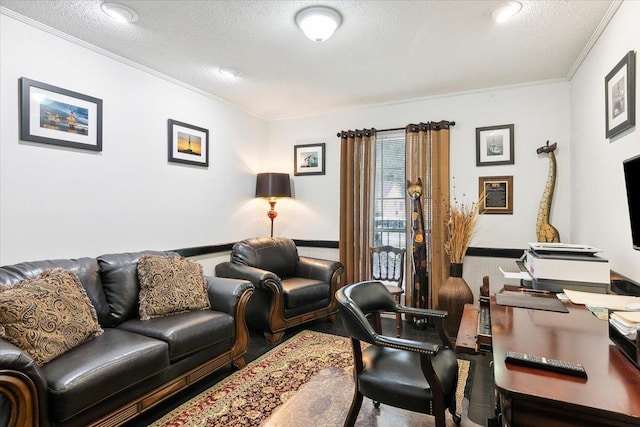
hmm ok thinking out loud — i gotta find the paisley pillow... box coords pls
[0,268,103,366]
[137,255,210,320]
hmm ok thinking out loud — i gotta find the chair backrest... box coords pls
[336,281,398,344]
[231,237,299,278]
[370,246,405,288]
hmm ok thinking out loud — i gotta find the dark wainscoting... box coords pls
[172,241,524,259]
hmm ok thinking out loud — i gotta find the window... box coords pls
[373,130,406,249]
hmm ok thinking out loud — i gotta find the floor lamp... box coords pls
[255,173,292,237]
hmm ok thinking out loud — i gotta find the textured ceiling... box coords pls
[0,0,617,120]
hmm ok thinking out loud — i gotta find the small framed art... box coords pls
[605,50,636,138]
[19,77,103,151]
[294,143,325,176]
[479,175,513,214]
[168,119,209,167]
[476,124,514,166]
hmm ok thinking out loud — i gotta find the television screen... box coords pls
[623,154,640,251]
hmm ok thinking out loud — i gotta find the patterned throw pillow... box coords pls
[137,255,211,320]
[0,268,103,366]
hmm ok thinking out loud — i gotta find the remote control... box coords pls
[505,351,587,378]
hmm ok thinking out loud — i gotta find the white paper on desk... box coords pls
[563,288,640,310]
[499,267,530,280]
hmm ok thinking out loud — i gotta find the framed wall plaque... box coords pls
[476,124,514,166]
[479,175,513,214]
[605,50,636,138]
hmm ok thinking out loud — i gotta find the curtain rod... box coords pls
[336,122,456,137]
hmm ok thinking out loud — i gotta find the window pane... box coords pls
[374,130,406,250]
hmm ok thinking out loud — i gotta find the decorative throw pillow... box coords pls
[0,268,103,366]
[137,255,211,320]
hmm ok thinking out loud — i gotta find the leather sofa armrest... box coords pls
[206,276,254,316]
[0,339,49,427]
[296,257,343,283]
[215,262,282,292]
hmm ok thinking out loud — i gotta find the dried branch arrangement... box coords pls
[444,191,485,263]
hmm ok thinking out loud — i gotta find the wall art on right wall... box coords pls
[605,50,636,139]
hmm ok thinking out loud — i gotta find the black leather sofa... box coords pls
[215,237,344,343]
[0,250,254,427]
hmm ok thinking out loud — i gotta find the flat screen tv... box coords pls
[623,154,640,251]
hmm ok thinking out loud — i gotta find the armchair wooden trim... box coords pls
[0,370,39,427]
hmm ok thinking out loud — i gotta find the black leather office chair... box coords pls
[336,281,461,427]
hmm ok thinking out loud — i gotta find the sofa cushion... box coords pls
[0,269,103,366]
[281,277,330,309]
[97,251,178,325]
[0,257,111,326]
[42,328,169,423]
[231,237,299,278]
[137,255,211,320]
[118,310,234,362]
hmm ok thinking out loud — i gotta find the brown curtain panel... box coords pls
[405,121,452,309]
[338,129,376,285]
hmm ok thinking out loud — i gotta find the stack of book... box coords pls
[523,243,610,293]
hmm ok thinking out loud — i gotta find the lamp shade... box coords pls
[255,173,292,199]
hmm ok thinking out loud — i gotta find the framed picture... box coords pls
[605,50,636,138]
[294,143,325,176]
[19,77,103,151]
[479,175,513,214]
[476,124,514,166]
[168,119,209,167]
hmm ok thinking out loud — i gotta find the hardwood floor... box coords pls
[124,316,495,426]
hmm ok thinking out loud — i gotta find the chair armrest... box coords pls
[397,305,454,349]
[296,257,343,282]
[215,262,281,291]
[206,276,254,316]
[373,334,441,356]
[397,306,448,319]
[0,339,49,427]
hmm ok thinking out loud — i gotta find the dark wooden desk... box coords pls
[490,289,640,426]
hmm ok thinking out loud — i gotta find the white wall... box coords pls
[570,0,640,282]
[0,14,268,265]
[267,82,572,250]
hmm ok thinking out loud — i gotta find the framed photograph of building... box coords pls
[476,124,514,166]
[605,50,636,138]
[19,77,103,151]
[294,143,325,176]
[168,119,209,167]
[479,175,513,214]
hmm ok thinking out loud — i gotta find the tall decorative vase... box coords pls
[438,262,474,337]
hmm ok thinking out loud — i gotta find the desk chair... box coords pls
[336,281,461,427]
[370,246,405,336]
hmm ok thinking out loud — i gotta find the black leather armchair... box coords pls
[215,237,344,343]
[336,280,461,427]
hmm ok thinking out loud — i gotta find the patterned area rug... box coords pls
[150,330,472,427]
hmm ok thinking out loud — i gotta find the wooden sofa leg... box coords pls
[265,331,285,344]
[233,357,246,369]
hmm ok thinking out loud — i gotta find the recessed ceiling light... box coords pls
[101,2,139,23]
[218,67,243,79]
[295,6,342,42]
[490,1,522,23]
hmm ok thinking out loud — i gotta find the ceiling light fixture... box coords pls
[101,2,139,23]
[295,6,342,42]
[490,1,522,23]
[218,67,243,79]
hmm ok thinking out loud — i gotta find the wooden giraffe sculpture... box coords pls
[407,178,429,315]
[536,141,561,243]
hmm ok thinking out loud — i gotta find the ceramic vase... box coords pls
[438,262,474,336]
